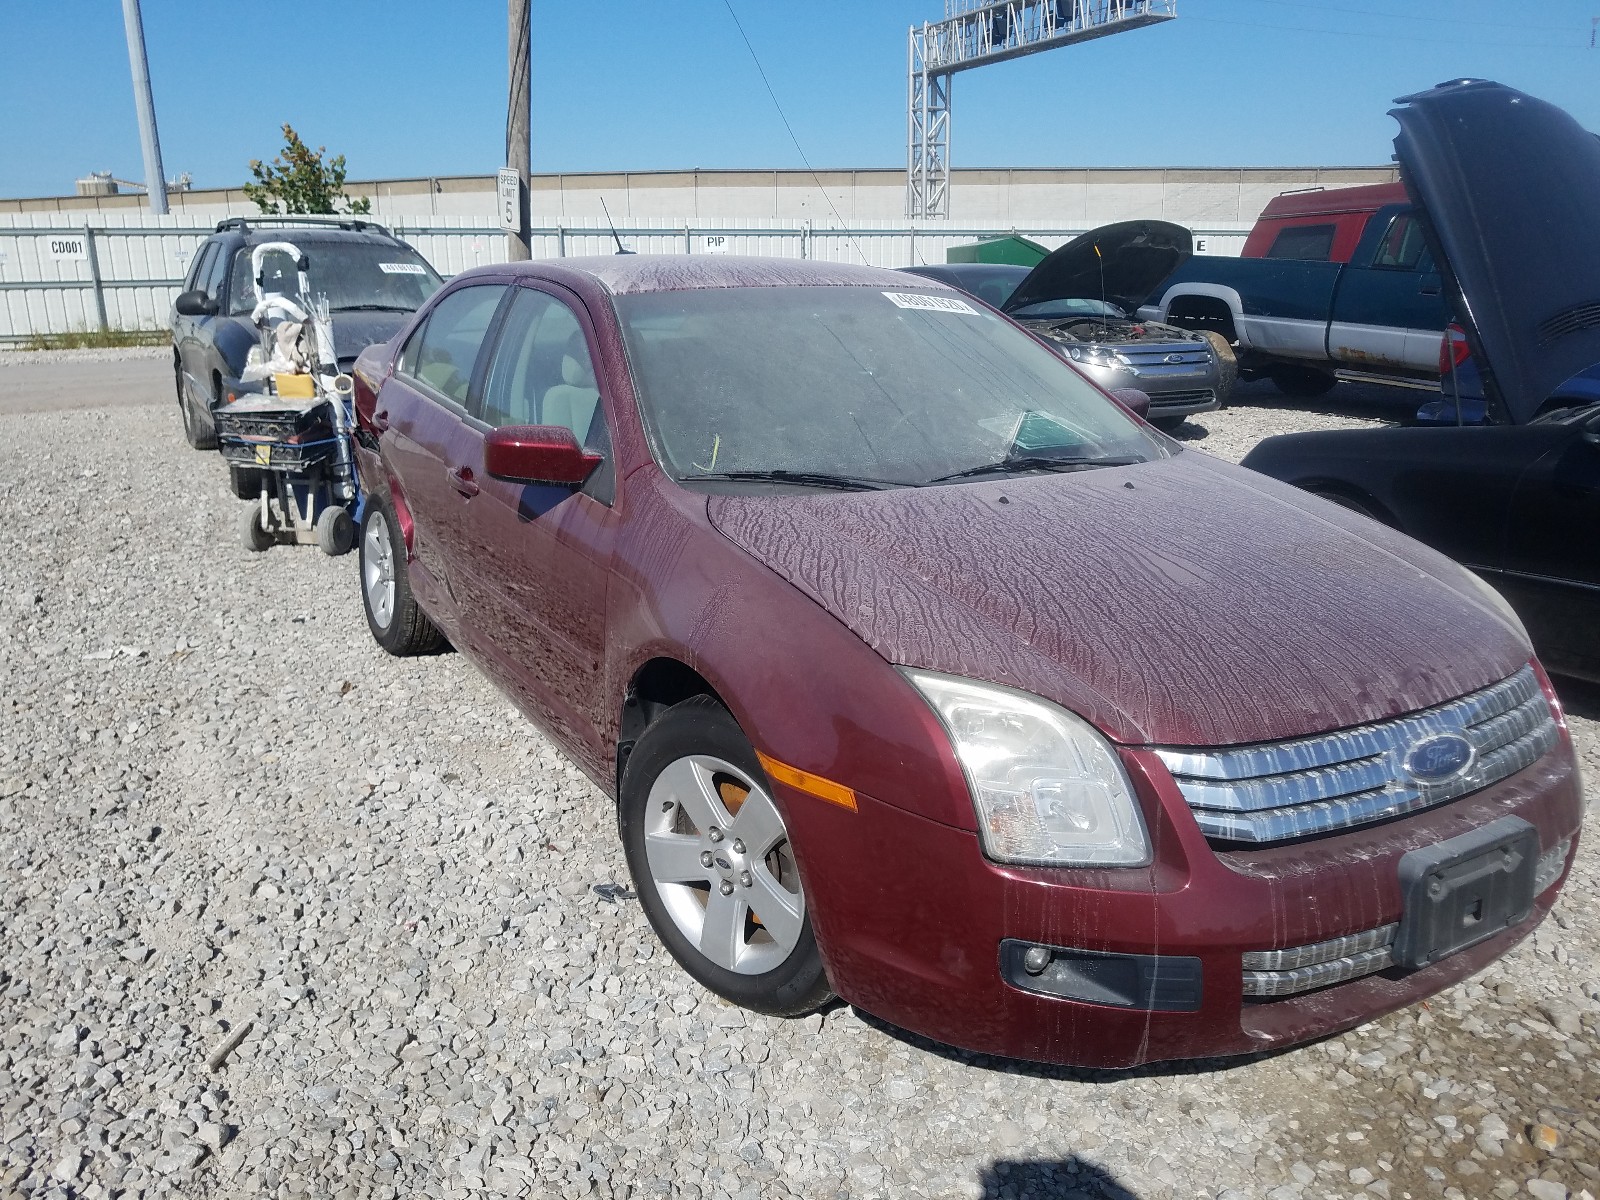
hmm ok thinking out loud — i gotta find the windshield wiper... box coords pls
[678,469,896,492]
[926,454,1145,484]
[331,304,415,313]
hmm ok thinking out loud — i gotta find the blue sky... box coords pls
[1,0,1595,198]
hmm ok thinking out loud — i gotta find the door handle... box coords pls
[448,465,480,498]
[371,409,390,432]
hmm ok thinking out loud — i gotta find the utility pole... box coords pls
[506,0,531,260]
[120,0,168,215]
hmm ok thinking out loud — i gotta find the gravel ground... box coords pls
[0,347,169,369]
[0,368,1595,1200]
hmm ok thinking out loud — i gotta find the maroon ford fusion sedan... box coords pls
[349,254,1581,1069]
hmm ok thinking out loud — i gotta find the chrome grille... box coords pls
[1242,925,1397,998]
[1155,667,1557,844]
[1119,344,1210,367]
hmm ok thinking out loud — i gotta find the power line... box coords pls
[720,0,868,263]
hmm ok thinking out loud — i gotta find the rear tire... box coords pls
[360,499,444,656]
[1270,365,1338,398]
[620,696,833,1017]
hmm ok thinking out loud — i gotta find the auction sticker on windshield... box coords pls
[882,291,979,315]
[379,263,426,275]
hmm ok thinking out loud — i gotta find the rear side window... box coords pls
[1371,212,1429,270]
[1265,224,1336,261]
[398,285,508,406]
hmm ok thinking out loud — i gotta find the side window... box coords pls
[479,288,604,449]
[1371,212,1427,271]
[398,284,508,407]
[185,243,216,292]
[227,247,258,314]
[201,244,230,300]
[1265,224,1336,262]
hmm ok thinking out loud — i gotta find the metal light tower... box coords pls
[120,0,168,215]
[908,0,1177,218]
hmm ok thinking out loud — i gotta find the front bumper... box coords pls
[1072,358,1222,419]
[777,739,1581,1070]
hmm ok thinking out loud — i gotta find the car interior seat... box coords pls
[542,333,600,443]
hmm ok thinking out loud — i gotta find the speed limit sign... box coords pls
[497,169,522,233]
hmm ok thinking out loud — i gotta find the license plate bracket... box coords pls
[1393,816,1538,970]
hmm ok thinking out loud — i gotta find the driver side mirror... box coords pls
[485,425,602,486]
[1109,387,1152,421]
[175,289,218,317]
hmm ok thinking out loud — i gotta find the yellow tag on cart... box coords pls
[254,445,272,466]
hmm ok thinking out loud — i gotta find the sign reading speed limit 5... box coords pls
[497,169,522,234]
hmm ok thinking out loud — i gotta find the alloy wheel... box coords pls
[363,513,397,629]
[643,754,804,976]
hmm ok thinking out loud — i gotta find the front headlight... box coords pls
[1064,343,1123,369]
[902,669,1152,867]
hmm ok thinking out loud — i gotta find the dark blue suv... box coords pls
[170,217,443,449]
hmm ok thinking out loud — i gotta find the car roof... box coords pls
[496,254,959,297]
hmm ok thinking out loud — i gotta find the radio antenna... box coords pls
[599,197,633,255]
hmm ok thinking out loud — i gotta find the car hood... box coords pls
[328,311,413,367]
[707,452,1530,748]
[1001,221,1193,317]
[1392,79,1600,425]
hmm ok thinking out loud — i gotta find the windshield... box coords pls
[1009,297,1126,320]
[227,242,443,316]
[615,285,1165,488]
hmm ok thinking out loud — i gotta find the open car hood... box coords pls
[1001,221,1193,317]
[1392,79,1600,425]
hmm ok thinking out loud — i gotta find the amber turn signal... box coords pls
[756,752,857,812]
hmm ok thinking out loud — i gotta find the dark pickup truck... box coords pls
[1136,202,1450,395]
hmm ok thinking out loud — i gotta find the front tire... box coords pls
[1200,331,1237,407]
[177,362,218,450]
[620,697,832,1017]
[360,499,444,655]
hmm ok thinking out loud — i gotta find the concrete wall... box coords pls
[3,165,1399,228]
[0,164,1401,340]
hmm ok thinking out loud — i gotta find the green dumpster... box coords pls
[945,235,1050,267]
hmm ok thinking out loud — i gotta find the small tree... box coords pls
[244,124,371,216]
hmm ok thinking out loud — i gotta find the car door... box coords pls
[175,242,218,405]
[1327,207,1450,372]
[453,282,620,767]
[187,245,232,403]
[374,281,511,636]
[1496,412,1600,678]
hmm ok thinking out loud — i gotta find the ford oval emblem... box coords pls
[1403,733,1476,784]
[1164,353,1185,363]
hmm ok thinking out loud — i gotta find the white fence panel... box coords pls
[0,211,1253,341]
